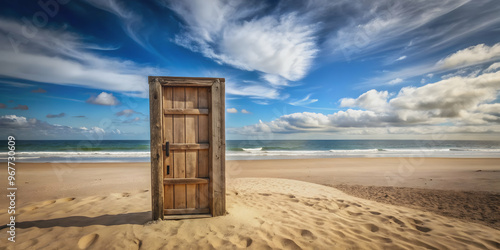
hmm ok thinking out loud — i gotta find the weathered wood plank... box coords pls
[163,177,209,185]
[185,87,198,209]
[198,87,210,209]
[149,76,164,220]
[164,143,209,150]
[211,79,225,216]
[220,79,226,215]
[163,214,212,220]
[163,86,174,210]
[164,108,209,115]
[157,76,223,87]
[173,87,186,209]
[163,207,210,215]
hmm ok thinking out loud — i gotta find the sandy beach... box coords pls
[1,158,499,249]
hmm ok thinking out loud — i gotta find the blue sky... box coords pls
[1,0,500,140]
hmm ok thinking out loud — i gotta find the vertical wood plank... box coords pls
[173,87,186,209]
[211,79,225,216]
[198,87,209,209]
[185,87,198,209]
[149,76,164,220]
[220,79,226,215]
[162,87,174,210]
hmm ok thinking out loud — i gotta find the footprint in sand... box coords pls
[281,238,301,250]
[415,225,432,233]
[363,223,380,233]
[78,233,99,249]
[300,229,317,240]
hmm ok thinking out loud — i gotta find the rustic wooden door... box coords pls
[149,76,225,220]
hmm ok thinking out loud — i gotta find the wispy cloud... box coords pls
[122,117,141,123]
[241,109,251,114]
[387,78,404,85]
[0,18,159,97]
[289,94,318,106]
[167,0,318,82]
[395,56,407,61]
[115,109,142,117]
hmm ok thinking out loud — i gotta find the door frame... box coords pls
[149,76,226,220]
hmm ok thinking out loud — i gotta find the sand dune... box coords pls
[1,178,499,249]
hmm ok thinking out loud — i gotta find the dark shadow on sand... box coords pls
[0,211,151,229]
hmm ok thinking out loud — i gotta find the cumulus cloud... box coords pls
[227,108,238,113]
[168,0,318,82]
[234,70,500,135]
[86,92,120,106]
[31,88,47,93]
[241,109,251,114]
[437,43,500,69]
[46,113,65,118]
[0,115,29,127]
[0,115,108,138]
[116,109,142,117]
[13,104,28,110]
[340,90,389,112]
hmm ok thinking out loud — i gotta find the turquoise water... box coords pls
[1,140,499,162]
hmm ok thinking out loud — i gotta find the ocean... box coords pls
[1,140,500,163]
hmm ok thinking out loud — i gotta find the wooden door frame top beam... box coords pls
[149,76,226,221]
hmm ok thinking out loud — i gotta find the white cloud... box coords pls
[329,0,470,60]
[289,94,318,106]
[233,70,500,135]
[484,62,500,73]
[87,92,120,106]
[437,43,500,69]
[0,115,110,138]
[0,115,29,127]
[261,74,288,86]
[395,56,407,61]
[226,108,238,113]
[241,109,251,114]
[340,89,389,112]
[226,81,281,100]
[168,0,318,81]
[0,18,157,97]
[387,78,404,85]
